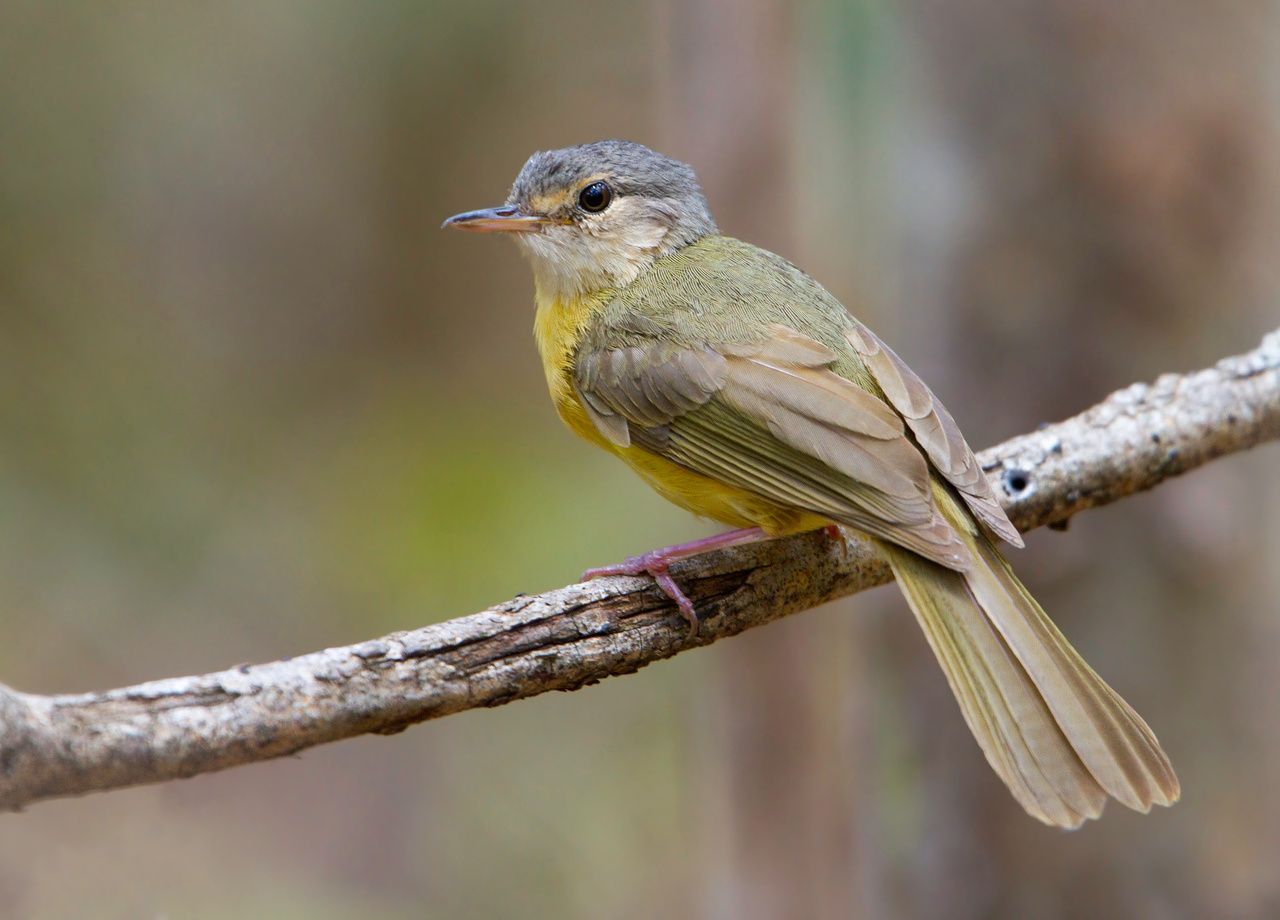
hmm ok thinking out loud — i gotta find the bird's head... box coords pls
[443,140,717,301]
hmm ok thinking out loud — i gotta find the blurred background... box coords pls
[1,1,1278,917]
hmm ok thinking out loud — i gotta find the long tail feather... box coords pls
[879,513,1179,827]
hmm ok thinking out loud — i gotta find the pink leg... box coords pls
[582,527,768,637]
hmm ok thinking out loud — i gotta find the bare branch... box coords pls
[1,329,1277,811]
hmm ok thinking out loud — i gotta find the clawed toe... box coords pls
[650,569,699,637]
[581,554,647,580]
[581,554,700,637]
[579,530,767,638]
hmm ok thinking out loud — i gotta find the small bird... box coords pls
[443,139,1179,827]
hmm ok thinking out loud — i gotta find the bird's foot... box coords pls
[583,551,700,635]
[581,527,767,638]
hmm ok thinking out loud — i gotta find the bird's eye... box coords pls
[578,181,612,213]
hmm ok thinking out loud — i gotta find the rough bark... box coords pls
[0,328,1276,812]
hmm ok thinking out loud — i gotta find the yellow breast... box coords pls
[532,290,824,536]
[533,287,611,446]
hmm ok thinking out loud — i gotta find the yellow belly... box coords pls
[534,293,826,536]
[556,384,823,535]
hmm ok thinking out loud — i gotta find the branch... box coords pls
[2,329,1278,811]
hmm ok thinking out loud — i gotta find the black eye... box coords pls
[578,181,612,213]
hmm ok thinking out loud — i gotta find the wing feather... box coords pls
[846,322,1024,546]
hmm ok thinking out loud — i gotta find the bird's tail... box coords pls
[879,506,1180,828]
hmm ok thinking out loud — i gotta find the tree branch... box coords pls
[2,329,1278,811]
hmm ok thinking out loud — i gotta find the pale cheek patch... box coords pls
[516,202,677,301]
[616,219,667,252]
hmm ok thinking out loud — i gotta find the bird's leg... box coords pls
[582,527,768,637]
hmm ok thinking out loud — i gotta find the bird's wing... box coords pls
[574,322,972,569]
[844,321,1023,546]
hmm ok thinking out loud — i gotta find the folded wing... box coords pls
[574,322,971,569]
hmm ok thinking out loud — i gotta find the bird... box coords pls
[442,139,1179,828]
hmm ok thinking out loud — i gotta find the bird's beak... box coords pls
[441,205,548,233]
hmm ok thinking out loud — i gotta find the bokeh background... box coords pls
[2,2,1278,917]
